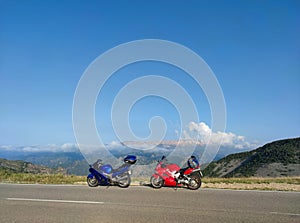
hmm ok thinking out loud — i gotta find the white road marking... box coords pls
[6,198,300,217]
[6,198,104,204]
[270,212,300,217]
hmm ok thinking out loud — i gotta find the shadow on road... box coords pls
[138,181,188,190]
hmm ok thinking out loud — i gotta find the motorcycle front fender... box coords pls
[87,173,94,179]
[151,173,161,179]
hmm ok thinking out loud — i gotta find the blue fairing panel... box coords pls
[100,164,113,174]
[87,173,94,179]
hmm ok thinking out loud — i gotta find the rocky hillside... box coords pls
[203,137,300,177]
[0,158,64,174]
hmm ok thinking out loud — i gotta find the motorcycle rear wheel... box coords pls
[87,176,99,187]
[150,176,164,189]
[117,173,131,188]
[188,173,202,190]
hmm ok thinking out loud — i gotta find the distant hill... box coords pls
[203,138,300,177]
[0,158,64,174]
[21,152,89,175]
[0,151,89,176]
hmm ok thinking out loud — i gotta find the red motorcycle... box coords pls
[150,155,203,190]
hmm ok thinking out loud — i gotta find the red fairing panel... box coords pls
[184,168,193,175]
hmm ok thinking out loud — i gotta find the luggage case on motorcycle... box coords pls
[124,155,137,164]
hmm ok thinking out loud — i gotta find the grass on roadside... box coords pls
[201,177,300,192]
[1,169,299,191]
[0,169,85,184]
[202,177,300,185]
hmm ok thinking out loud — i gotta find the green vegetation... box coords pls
[202,177,300,191]
[0,158,63,174]
[202,177,300,185]
[0,158,85,184]
[0,169,85,184]
[204,137,300,177]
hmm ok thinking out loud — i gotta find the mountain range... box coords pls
[203,137,300,177]
[0,143,252,175]
[0,137,299,177]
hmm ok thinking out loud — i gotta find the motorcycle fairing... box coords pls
[88,167,110,185]
[111,165,130,178]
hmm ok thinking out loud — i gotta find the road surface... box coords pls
[0,184,299,223]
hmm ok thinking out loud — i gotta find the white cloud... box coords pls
[108,141,122,148]
[0,145,14,151]
[0,141,126,153]
[184,121,256,149]
[61,143,79,152]
[0,143,80,153]
[0,125,257,153]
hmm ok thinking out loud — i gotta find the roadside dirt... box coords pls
[202,182,300,191]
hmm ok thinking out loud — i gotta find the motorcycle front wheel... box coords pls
[87,176,99,187]
[187,173,202,190]
[117,173,131,188]
[150,176,164,189]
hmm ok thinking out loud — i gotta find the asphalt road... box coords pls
[0,184,299,223]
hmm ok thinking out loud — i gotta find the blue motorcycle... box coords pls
[87,155,137,188]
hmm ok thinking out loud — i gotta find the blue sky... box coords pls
[0,0,299,147]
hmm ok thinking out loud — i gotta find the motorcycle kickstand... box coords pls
[174,181,178,191]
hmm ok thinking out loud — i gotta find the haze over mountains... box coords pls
[0,137,299,177]
[0,141,253,176]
